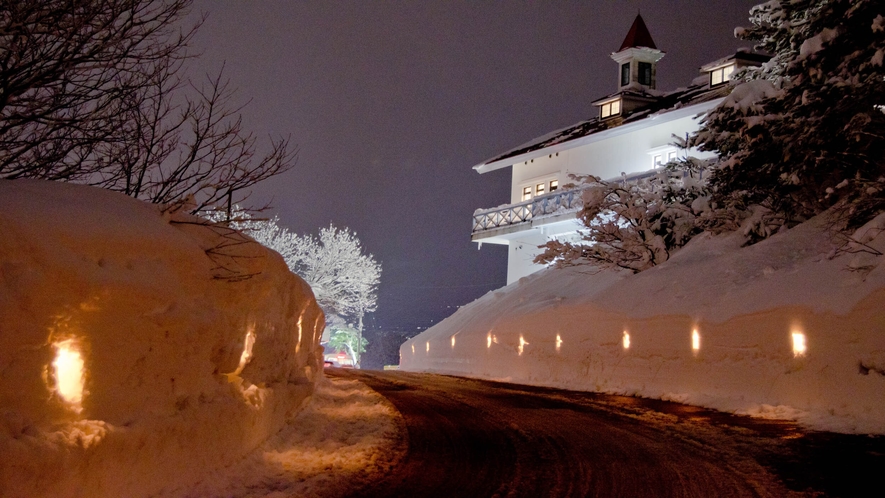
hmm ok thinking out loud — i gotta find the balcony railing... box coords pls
[471,169,664,236]
[472,188,585,234]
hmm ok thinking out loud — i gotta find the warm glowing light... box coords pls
[792,332,806,357]
[555,334,562,352]
[692,329,701,352]
[518,335,529,356]
[231,329,256,377]
[622,331,630,350]
[451,335,456,348]
[53,340,85,409]
[411,344,415,354]
[426,341,430,353]
[487,333,492,349]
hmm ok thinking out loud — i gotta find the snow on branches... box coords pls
[203,208,381,322]
[535,160,712,273]
[694,0,885,231]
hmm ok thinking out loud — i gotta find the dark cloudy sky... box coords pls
[188,0,759,337]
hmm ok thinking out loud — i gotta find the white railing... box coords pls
[471,169,664,235]
[472,188,585,234]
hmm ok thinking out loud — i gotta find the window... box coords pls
[522,186,532,201]
[549,180,559,192]
[710,64,736,86]
[653,154,663,167]
[638,62,652,86]
[535,183,545,196]
[620,62,630,86]
[600,99,621,119]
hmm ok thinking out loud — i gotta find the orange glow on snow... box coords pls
[451,335,456,348]
[426,341,430,353]
[692,329,700,353]
[487,332,492,349]
[622,331,630,350]
[411,344,415,354]
[518,335,529,356]
[232,328,256,377]
[53,339,85,410]
[556,334,562,352]
[792,331,806,357]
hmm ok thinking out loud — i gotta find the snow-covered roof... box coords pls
[473,82,731,174]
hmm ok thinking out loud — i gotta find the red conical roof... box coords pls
[619,14,657,51]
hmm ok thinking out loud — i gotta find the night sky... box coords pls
[188,1,758,358]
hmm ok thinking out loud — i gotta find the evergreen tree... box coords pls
[694,0,885,230]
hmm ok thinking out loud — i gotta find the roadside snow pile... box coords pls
[0,179,325,497]
[402,215,885,434]
[171,375,405,498]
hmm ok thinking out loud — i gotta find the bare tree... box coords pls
[0,0,295,210]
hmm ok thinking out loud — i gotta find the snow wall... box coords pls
[0,180,325,497]
[402,217,885,434]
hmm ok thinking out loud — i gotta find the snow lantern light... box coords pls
[487,332,492,349]
[555,334,563,352]
[411,344,415,354]
[52,339,85,412]
[622,330,631,350]
[451,335,456,348]
[692,329,701,354]
[518,335,529,356]
[426,341,430,353]
[792,331,807,357]
[230,327,256,378]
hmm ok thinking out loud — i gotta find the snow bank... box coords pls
[0,180,324,497]
[402,216,885,434]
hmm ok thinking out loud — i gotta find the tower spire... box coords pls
[619,14,657,51]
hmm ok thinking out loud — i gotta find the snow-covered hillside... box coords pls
[0,180,325,497]
[402,215,885,434]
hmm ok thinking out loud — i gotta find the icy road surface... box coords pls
[333,369,885,498]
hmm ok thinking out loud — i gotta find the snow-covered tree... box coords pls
[535,159,712,273]
[205,208,381,363]
[693,0,885,231]
[325,319,368,367]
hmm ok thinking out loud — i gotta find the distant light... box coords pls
[792,332,806,357]
[622,331,630,350]
[53,339,85,411]
[518,335,529,356]
[555,334,563,352]
[692,329,700,353]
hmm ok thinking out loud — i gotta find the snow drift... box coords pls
[402,216,885,434]
[0,180,324,497]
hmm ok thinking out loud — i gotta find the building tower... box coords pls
[611,14,665,92]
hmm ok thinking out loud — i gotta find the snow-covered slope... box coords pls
[0,180,325,497]
[402,215,885,434]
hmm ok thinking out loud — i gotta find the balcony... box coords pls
[471,188,585,240]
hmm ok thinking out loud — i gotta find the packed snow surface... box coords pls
[402,215,885,434]
[0,180,326,497]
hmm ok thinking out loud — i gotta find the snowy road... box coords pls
[331,369,884,498]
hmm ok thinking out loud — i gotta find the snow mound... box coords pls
[0,180,325,497]
[402,215,885,434]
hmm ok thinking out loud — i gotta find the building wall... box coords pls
[509,112,715,205]
[503,112,717,283]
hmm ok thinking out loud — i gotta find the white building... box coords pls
[471,15,767,284]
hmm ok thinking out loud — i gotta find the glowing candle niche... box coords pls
[692,329,701,353]
[231,328,256,377]
[451,335,456,348]
[792,331,806,357]
[518,335,529,356]
[622,331,631,350]
[555,334,563,352]
[487,333,492,349]
[53,339,85,409]
[426,341,430,353]
[411,344,415,354]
